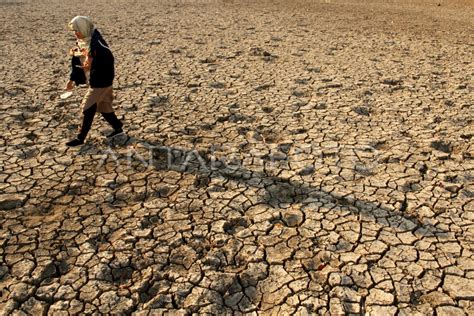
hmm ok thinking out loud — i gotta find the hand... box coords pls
[79,62,91,71]
[79,57,92,71]
[65,80,74,90]
[69,47,80,56]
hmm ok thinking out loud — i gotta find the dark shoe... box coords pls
[66,138,84,147]
[106,128,124,138]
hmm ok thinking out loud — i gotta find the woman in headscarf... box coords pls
[65,16,124,147]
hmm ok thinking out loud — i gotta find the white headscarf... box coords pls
[68,16,95,50]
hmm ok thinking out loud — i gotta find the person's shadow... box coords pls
[99,136,448,238]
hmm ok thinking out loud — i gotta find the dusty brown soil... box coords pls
[0,0,473,314]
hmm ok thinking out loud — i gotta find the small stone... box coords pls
[353,106,370,116]
[282,208,304,227]
[382,78,402,86]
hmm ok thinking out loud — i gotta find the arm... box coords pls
[81,56,93,71]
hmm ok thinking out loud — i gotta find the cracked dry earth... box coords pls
[1,0,473,314]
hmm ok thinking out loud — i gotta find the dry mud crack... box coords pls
[0,0,473,314]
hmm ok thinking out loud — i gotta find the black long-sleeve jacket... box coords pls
[88,30,115,88]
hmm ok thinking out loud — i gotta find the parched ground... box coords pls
[0,0,473,314]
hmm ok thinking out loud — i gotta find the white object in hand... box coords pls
[60,91,73,99]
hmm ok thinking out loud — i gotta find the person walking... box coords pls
[65,16,124,147]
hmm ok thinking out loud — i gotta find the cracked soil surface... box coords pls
[0,0,473,314]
